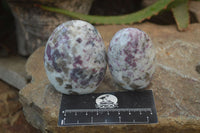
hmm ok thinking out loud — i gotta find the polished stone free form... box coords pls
[44,20,107,94]
[108,28,155,90]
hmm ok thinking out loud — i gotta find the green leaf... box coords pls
[171,0,189,31]
[39,0,173,25]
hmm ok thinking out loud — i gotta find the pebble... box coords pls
[44,20,107,94]
[108,28,156,90]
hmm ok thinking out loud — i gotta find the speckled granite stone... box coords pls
[44,20,107,94]
[108,28,155,90]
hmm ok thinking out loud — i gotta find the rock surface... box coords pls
[8,0,94,56]
[189,1,200,22]
[20,23,200,133]
[0,56,28,89]
[0,80,41,133]
[142,0,157,7]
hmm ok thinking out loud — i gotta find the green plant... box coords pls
[38,0,192,31]
[169,0,189,31]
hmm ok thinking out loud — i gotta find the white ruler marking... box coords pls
[63,108,152,113]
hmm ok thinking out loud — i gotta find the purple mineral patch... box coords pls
[76,38,82,43]
[73,56,83,67]
[46,45,52,60]
[52,50,63,73]
[96,68,106,86]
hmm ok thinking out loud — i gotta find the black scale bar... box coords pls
[58,90,158,126]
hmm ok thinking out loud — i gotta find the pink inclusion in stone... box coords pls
[73,56,83,67]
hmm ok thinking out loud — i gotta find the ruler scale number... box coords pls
[58,90,158,126]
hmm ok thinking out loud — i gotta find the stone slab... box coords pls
[189,1,200,22]
[0,56,28,89]
[20,22,200,133]
[142,0,157,7]
[8,0,94,56]
[0,80,41,133]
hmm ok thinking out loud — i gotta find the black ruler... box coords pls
[58,90,157,126]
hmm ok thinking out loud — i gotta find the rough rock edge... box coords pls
[0,56,28,89]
